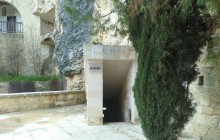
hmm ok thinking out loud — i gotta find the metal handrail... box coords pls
[0,21,23,33]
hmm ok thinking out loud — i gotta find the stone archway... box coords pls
[0,1,23,32]
[0,0,52,75]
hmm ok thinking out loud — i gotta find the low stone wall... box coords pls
[0,90,86,113]
[0,80,66,93]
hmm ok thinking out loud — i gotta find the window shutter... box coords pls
[2,7,6,16]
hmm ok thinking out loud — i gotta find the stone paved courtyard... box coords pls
[0,104,146,140]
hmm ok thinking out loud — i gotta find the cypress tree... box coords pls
[114,0,217,139]
[64,0,220,139]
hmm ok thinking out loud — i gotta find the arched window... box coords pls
[0,2,23,33]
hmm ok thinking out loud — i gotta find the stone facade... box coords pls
[0,90,86,113]
[181,46,220,140]
[0,0,53,75]
[0,33,24,75]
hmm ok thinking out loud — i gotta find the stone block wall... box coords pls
[0,90,86,113]
[182,47,220,140]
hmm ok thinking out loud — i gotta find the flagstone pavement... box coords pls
[0,104,146,140]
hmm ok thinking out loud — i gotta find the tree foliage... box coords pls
[63,0,220,139]
[113,0,218,139]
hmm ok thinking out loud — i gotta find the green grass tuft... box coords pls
[0,75,62,82]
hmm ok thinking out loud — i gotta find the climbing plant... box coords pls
[112,0,219,139]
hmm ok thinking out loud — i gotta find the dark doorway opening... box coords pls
[103,99,121,123]
[7,16,16,33]
[102,60,132,124]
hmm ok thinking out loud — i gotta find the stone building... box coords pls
[0,0,220,139]
[0,3,22,33]
[0,0,56,75]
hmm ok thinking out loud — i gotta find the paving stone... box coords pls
[0,104,145,140]
[13,131,33,140]
[46,126,73,140]
[0,133,14,140]
[29,129,53,140]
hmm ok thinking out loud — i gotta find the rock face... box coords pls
[92,0,131,46]
[54,0,92,75]
[29,0,91,90]
[52,0,93,90]
[52,0,131,90]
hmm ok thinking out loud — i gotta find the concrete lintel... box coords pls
[84,44,137,60]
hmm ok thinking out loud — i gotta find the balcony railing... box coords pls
[0,21,23,33]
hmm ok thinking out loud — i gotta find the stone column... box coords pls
[86,60,104,125]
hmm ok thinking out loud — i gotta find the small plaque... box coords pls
[90,67,101,70]
[89,63,102,73]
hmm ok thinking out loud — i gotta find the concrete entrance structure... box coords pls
[84,45,140,125]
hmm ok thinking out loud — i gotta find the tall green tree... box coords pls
[64,0,220,139]
[113,0,220,139]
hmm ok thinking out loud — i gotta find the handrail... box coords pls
[0,21,23,33]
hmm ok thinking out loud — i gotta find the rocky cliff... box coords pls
[32,0,130,90]
[54,0,92,76]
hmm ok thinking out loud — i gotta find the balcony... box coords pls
[0,21,23,33]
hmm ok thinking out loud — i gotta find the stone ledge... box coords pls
[0,90,86,113]
[0,90,83,98]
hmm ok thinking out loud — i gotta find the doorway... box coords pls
[7,16,16,33]
[103,60,132,123]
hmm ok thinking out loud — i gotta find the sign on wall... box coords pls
[89,63,102,73]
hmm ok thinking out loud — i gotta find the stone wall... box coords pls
[0,90,86,113]
[119,61,140,124]
[181,46,220,140]
[0,0,52,75]
[93,0,131,46]
[0,33,24,75]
